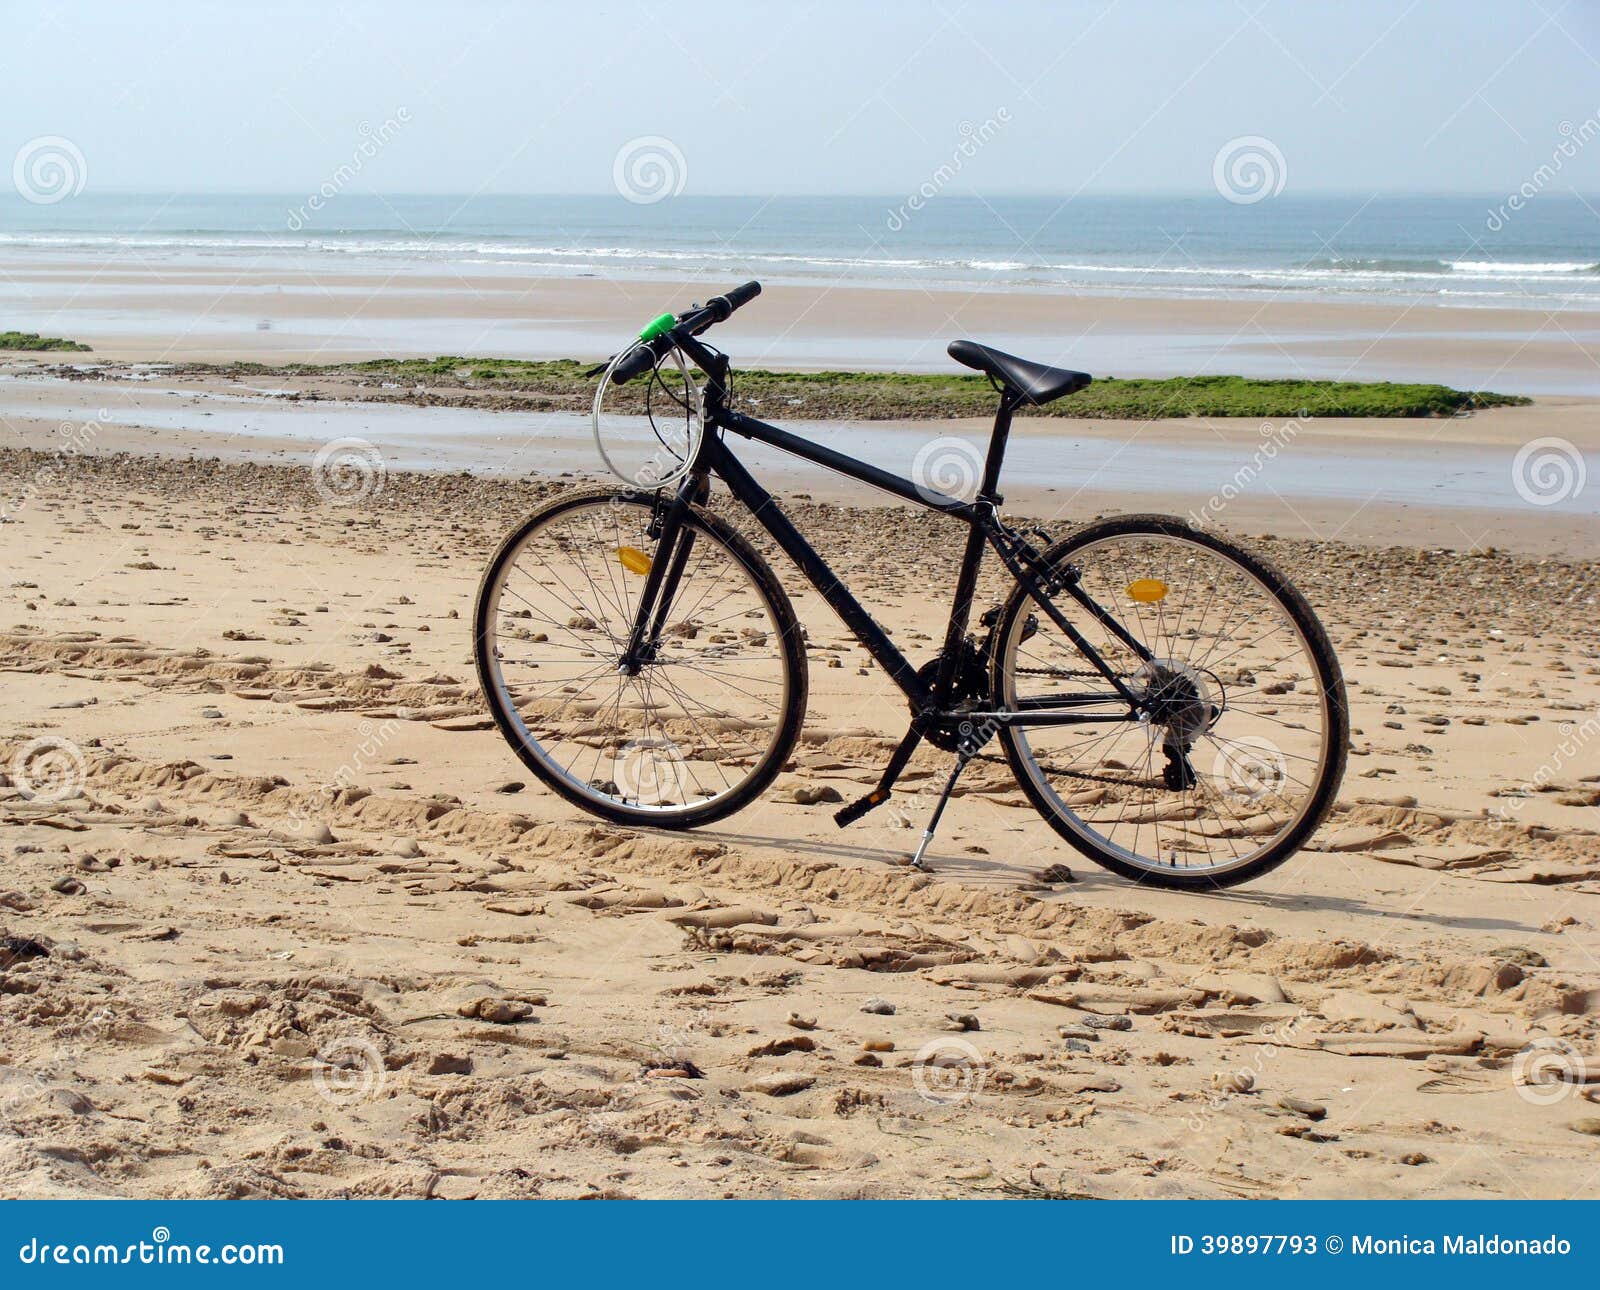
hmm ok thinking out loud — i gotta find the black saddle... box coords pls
[948,340,1091,405]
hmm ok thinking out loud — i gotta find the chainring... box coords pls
[917,640,995,752]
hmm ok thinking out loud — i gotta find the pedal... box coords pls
[834,789,889,828]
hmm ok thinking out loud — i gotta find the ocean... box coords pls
[3,191,1598,310]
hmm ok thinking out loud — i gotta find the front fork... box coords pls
[618,474,705,674]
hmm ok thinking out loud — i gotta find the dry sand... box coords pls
[2,444,1598,1199]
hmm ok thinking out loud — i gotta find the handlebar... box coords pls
[608,280,761,384]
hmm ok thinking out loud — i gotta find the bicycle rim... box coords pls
[479,495,795,821]
[998,525,1339,879]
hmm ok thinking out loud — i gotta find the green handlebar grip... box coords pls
[639,312,676,343]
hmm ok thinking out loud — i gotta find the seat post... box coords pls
[933,387,1021,705]
[979,389,1021,501]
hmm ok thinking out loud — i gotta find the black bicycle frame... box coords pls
[625,339,1152,731]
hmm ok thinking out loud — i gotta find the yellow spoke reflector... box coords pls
[617,546,653,576]
[1126,578,1169,603]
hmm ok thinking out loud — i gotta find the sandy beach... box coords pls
[1,431,1597,1198]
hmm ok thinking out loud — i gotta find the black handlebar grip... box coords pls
[709,280,761,319]
[609,339,662,384]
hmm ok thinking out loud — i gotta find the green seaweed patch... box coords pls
[179,355,1532,421]
[0,331,92,353]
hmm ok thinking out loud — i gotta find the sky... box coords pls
[3,0,1600,197]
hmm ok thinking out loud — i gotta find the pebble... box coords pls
[786,1012,817,1031]
[51,876,86,895]
[747,1072,816,1097]
[1082,1014,1131,1031]
[392,837,422,859]
[426,1053,473,1076]
[459,997,537,1024]
[945,1012,980,1032]
[1057,1025,1097,1042]
[306,823,336,845]
[862,1039,895,1053]
[1277,1094,1327,1120]
[792,784,844,805]
[1570,1117,1600,1137]
[861,998,895,1015]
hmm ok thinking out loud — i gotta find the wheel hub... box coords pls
[1135,658,1219,740]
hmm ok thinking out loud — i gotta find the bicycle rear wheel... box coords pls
[991,514,1347,889]
[474,488,807,828]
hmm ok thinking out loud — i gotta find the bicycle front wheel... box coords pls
[474,489,807,829]
[991,514,1347,889]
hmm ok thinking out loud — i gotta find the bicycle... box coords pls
[473,281,1349,889]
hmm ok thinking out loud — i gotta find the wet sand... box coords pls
[2,365,1595,555]
[8,259,1600,393]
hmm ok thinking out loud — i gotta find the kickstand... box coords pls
[909,748,974,872]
